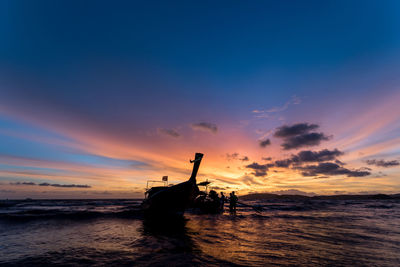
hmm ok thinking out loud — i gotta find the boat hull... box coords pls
[141,180,199,216]
[141,153,203,216]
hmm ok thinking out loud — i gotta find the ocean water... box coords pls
[1,199,400,266]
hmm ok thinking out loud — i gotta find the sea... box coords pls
[1,198,399,266]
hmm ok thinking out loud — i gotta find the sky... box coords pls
[1,0,400,199]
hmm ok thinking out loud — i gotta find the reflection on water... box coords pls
[1,199,400,266]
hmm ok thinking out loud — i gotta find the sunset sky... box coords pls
[1,0,400,199]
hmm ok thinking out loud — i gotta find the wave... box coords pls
[0,208,144,221]
[0,199,143,221]
[1,198,398,222]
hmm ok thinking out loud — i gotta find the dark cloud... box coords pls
[21,182,36,185]
[281,132,330,150]
[313,176,330,179]
[297,162,370,177]
[41,183,91,188]
[274,123,330,150]
[245,162,273,177]
[275,159,292,168]
[11,182,91,188]
[226,153,249,162]
[240,156,249,161]
[249,148,367,178]
[274,123,319,138]
[191,122,218,134]
[158,128,180,138]
[262,148,369,178]
[274,149,343,167]
[226,153,239,161]
[335,159,346,166]
[259,138,271,148]
[359,167,372,171]
[365,159,400,168]
[292,149,343,163]
[262,157,272,161]
[10,182,36,185]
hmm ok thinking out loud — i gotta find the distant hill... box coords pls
[240,193,400,201]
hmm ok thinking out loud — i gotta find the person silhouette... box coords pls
[220,192,226,211]
[229,191,238,212]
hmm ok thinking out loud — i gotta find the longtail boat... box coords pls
[141,153,203,216]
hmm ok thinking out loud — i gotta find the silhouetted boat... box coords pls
[141,153,203,216]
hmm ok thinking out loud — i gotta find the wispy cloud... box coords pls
[226,152,239,161]
[365,159,400,168]
[240,175,264,186]
[226,153,249,162]
[297,163,370,177]
[10,182,91,188]
[191,122,218,134]
[253,95,302,118]
[157,128,180,138]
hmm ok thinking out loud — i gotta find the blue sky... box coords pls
[1,0,400,198]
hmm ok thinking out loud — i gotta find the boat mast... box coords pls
[189,153,203,183]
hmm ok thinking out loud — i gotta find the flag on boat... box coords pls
[162,176,168,181]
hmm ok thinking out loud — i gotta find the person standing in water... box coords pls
[220,192,226,211]
[229,191,238,212]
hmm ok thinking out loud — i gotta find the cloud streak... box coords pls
[253,95,302,118]
[226,153,249,162]
[158,128,180,138]
[191,122,218,134]
[240,175,264,186]
[297,163,370,177]
[366,159,400,168]
[10,182,91,188]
